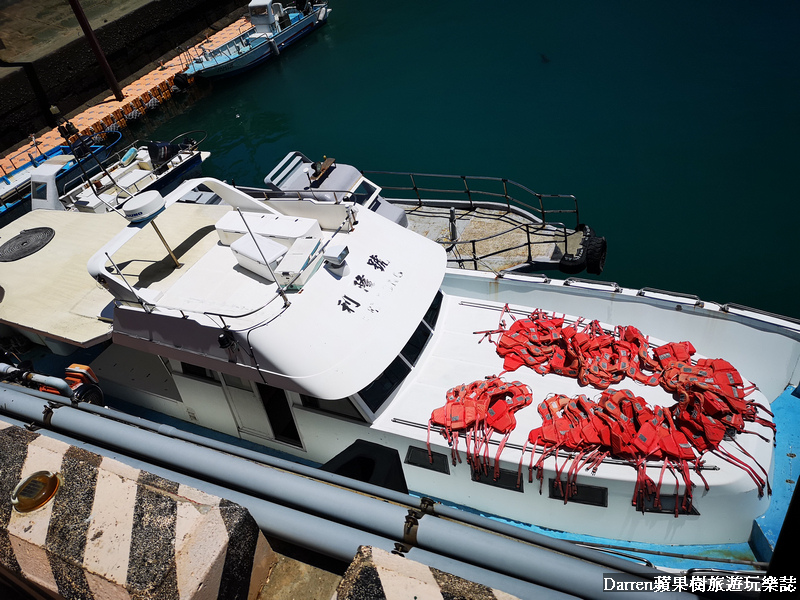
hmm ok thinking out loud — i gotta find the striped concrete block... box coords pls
[334,546,521,600]
[0,419,275,600]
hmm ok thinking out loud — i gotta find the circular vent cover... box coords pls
[0,227,55,262]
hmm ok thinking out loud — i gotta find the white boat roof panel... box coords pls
[0,209,122,347]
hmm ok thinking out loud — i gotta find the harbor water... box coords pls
[132,0,800,319]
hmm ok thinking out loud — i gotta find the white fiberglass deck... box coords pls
[372,291,776,545]
[0,209,122,349]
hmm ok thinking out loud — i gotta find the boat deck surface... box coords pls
[373,292,775,499]
[0,203,231,348]
[402,204,583,272]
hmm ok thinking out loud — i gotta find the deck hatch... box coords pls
[405,446,450,474]
[635,493,700,516]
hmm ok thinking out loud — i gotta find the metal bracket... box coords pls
[42,404,54,427]
[403,511,420,548]
[418,497,436,515]
[392,542,411,556]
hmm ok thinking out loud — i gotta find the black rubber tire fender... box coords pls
[585,236,608,275]
[559,244,587,274]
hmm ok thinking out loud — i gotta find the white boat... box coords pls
[0,170,797,575]
[29,131,211,214]
[182,0,330,79]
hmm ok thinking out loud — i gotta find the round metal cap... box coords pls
[11,471,62,513]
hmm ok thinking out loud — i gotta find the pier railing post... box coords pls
[67,0,124,102]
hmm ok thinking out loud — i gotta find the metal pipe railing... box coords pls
[362,169,581,228]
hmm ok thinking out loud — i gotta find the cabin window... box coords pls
[221,373,253,391]
[256,383,302,447]
[423,290,443,328]
[180,362,219,382]
[351,181,377,205]
[355,291,443,414]
[358,355,411,413]
[300,395,366,422]
[32,184,48,200]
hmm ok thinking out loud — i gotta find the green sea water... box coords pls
[136,0,800,318]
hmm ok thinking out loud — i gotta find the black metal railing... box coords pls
[361,170,580,228]
[362,170,580,270]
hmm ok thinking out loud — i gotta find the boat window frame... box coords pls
[298,394,368,423]
[350,179,379,206]
[352,290,444,418]
[31,183,48,201]
[173,360,220,383]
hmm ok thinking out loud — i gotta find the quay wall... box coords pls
[0,0,248,152]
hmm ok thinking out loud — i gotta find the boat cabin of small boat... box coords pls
[72,176,798,557]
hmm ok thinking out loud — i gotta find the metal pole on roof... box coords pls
[67,0,125,102]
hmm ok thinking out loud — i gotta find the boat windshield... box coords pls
[350,180,378,205]
[356,291,443,414]
[298,291,444,419]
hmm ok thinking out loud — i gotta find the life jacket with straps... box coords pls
[428,377,532,476]
[479,308,775,513]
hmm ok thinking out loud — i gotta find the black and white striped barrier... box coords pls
[335,546,521,600]
[0,419,275,600]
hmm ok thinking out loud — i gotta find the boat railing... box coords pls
[185,27,257,67]
[2,142,51,174]
[449,218,572,271]
[503,272,800,335]
[62,130,206,194]
[362,170,581,228]
[563,277,622,293]
[362,170,581,269]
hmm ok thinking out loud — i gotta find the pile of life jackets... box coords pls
[482,306,775,514]
[427,377,532,480]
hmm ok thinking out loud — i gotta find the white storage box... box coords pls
[215,211,322,246]
[75,192,117,213]
[230,234,287,281]
[276,236,321,288]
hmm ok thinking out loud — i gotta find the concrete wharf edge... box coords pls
[1,11,252,176]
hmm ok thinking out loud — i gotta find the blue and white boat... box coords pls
[29,131,211,214]
[183,0,331,79]
[0,131,122,220]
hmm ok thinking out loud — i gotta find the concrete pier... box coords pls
[0,418,275,599]
[0,0,250,155]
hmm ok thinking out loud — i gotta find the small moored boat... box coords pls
[0,131,122,221]
[183,0,331,79]
[29,131,211,214]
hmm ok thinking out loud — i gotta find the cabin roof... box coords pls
[0,209,121,347]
